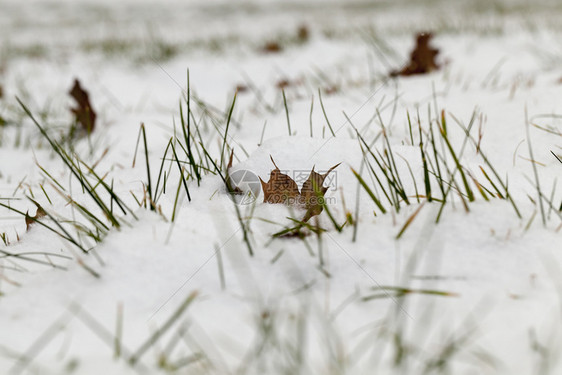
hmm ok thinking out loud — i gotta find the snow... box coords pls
[0,0,561,374]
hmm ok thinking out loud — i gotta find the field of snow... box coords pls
[0,1,561,374]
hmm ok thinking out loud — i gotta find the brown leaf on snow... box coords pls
[261,41,282,54]
[260,157,340,222]
[259,156,300,204]
[391,32,440,77]
[69,78,96,134]
[300,163,340,222]
[25,204,47,231]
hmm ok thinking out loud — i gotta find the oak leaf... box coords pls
[391,32,440,77]
[69,78,96,134]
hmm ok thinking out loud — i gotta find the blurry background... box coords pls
[2,0,562,65]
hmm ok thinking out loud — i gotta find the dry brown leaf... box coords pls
[391,32,440,77]
[25,204,47,231]
[260,157,340,222]
[262,41,282,54]
[259,157,300,204]
[69,78,96,134]
[300,163,340,222]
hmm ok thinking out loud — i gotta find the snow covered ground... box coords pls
[0,1,561,374]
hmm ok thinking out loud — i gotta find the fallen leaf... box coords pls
[391,32,440,77]
[260,157,340,222]
[69,78,96,134]
[300,163,340,222]
[25,204,47,231]
[259,157,300,204]
[262,41,282,54]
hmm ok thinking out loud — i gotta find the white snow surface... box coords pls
[0,1,561,374]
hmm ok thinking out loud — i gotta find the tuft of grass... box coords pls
[5,98,138,256]
[349,104,526,238]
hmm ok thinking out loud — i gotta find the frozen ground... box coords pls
[0,1,561,374]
